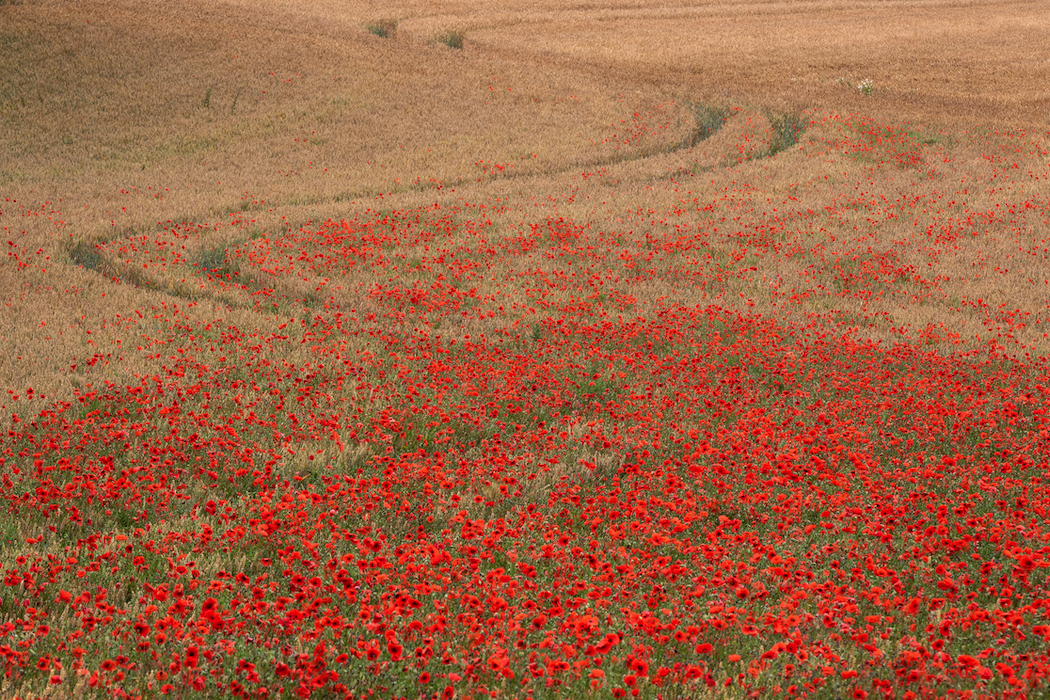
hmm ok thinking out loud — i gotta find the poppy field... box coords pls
[3,1,1050,699]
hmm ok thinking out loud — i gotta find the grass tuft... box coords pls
[194,243,235,280]
[366,19,398,38]
[434,29,465,50]
[765,111,806,157]
[684,103,730,147]
[65,239,104,273]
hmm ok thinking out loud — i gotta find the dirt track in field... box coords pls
[1,0,1049,416]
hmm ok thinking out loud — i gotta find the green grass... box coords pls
[684,103,730,147]
[194,242,235,280]
[765,111,806,157]
[65,238,104,273]
[366,19,398,38]
[435,29,466,50]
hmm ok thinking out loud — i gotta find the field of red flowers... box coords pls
[4,61,1050,700]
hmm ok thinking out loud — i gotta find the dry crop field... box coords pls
[2,0,1050,697]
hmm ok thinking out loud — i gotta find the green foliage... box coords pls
[194,243,234,280]
[435,29,465,50]
[765,111,805,157]
[684,103,730,147]
[367,19,398,38]
[66,239,103,273]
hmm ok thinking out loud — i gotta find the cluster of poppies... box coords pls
[2,108,1049,699]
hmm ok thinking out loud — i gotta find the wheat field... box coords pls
[2,0,1048,420]
[2,0,1050,697]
